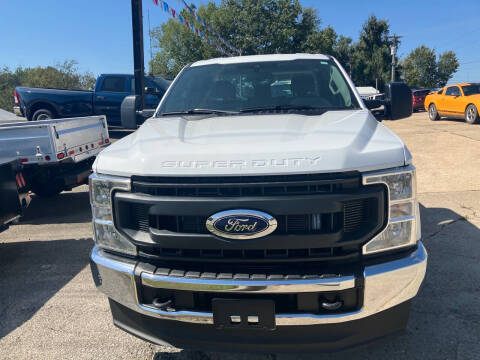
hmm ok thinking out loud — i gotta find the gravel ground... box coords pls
[1,112,479,359]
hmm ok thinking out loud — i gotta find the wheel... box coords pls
[30,180,64,197]
[32,108,53,121]
[428,104,439,121]
[465,104,479,124]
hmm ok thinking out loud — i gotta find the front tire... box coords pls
[32,109,54,121]
[428,104,439,121]
[465,104,479,124]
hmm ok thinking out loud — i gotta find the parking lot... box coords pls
[1,112,479,360]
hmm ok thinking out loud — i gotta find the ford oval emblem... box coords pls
[206,209,277,240]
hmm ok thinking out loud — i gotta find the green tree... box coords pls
[150,0,321,78]
[149,4,218,79]
[334,35,354,72]
[402,46,459,88]
[0,60,95,112]
[351,15,392,88]
[436,51,459,87]
[402,46,437,88]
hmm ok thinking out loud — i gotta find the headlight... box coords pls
[362,165,420,255]
[89,173,136,255]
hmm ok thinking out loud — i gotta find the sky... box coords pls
[1,0,480,85]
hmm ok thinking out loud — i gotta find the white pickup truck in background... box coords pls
[0,116,109,196]
[89,54,426,352]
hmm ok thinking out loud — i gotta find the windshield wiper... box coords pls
[159,108,239,116]
[238,105,333,113]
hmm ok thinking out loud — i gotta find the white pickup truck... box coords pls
[89,54,427,352]
[0,116,109,196]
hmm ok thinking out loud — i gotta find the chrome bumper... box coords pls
[91,242,427,326]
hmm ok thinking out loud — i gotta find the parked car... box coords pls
[411,89,431,112]
[0,116,109,196]
[424,83,480,124]
[89,54,426,352]
[0,159,29,232]
[13,74,170,125]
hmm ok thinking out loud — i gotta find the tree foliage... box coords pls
[151,0,355,78]
[151,2,461,89]
[402,46,459,88]
[0,60,95,112]
[436,51,459,87]
[351,15,393,88]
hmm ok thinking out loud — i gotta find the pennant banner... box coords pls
[178,0,241,55]
[154,0,235,57]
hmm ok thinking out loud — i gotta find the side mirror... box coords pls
[384,82,412,120]
[120,95,156,129]
[140,109,155,118]
[120,95,141,129]
[364,99,383,110]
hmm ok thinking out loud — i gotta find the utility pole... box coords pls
[147,9,153,76]
[131,0,145,109]
[389,34,402,82]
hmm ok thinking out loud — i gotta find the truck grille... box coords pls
[127,199,371,235]
[115,173,386,264]
[131,172,360,197]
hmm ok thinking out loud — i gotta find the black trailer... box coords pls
[0,159,29,232]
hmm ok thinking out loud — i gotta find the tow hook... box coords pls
[152,298,175,312]
[321,300,343,311]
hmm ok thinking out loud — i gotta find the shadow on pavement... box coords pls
[152,203,480,360]
[19,190,91,225]
[0,238,94,339]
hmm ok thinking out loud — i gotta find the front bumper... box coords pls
[90,242,427,351]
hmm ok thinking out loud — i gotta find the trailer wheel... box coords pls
[31,180,65,197]
[32,109,54,121]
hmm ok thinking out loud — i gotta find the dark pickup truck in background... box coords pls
[13,74,170,125]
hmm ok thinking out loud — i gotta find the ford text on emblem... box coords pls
[206,209,277,240]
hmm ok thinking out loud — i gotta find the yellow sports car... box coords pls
[424,83,480,124]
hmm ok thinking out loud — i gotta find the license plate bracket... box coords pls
[212,298,276,330]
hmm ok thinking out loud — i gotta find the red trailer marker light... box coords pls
[104,138,110,144]
[19,173,26,187]
[20,158,28,163]
[68,150,75,155]
[57,153,65,160]
[45,155,51,161]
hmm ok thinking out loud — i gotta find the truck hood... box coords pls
[94,110,408,176]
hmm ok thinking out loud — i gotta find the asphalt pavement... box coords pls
[0,112,479,359]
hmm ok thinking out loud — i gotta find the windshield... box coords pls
[462,84,480,96]
[158,59,360,116]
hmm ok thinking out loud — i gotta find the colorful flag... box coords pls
[162,1,169,12]
[152,0,159,5]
